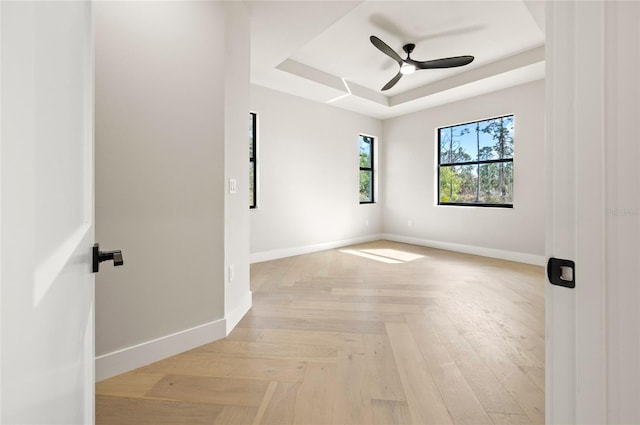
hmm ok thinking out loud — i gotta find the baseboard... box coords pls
[381,233,545,266]
[226,289,252,334]
[95,318,227,382]
[250,234,383,264]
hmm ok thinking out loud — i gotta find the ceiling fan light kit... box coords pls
[400,63,416,75]
[370,35,475,91]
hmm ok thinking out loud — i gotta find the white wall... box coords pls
[223,3,252,332]
[381,80,545,264]
[95,2,250,380]
[250,85,383,261]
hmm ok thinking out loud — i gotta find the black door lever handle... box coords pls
[111,251,123,266]
[92,243,124,273]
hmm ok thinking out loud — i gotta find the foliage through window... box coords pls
[359,135,374,203]
[438,115,514,207]
[250,112,257,208]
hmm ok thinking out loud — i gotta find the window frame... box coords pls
[249,111,257,209]
[359,134,375,204]
[437,114,514,208]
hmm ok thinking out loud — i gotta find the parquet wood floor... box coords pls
[96,240,545,424]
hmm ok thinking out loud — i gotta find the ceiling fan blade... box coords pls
[382,71,402,91]
[370,35,403,64]
[412,55,475,69]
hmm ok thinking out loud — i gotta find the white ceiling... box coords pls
[248,1,545,119]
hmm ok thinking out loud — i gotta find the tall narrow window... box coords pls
[359,135,374,203]
[249,112,257,209]
[437,114,514,207]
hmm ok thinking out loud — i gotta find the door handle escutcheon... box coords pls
[547,257,575,288]
[92,243,124,273]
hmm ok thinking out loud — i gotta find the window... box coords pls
[359,134,374,203]
[438,115,514,207]
[249,112,257,209]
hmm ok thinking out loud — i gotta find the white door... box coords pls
[1,1,96,423]
[546,1,640,423]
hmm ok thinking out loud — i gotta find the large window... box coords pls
[249,112,257,209]
[359,135,375,203]
[438,115,514,207]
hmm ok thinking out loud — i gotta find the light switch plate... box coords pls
[229,178,237,194]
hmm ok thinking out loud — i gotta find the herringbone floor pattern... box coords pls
[96,240,545,424]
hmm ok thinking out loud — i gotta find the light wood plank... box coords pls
[291,299,425,314]
[332,287,443,298]
[139,352,307,383]
[196,339,336,363]
[332,350,373,425]
[488,411,534,424]
[256,328,364,354]
[237,315,387,335]
[253,289,439,306]
[363,333,406,402]
[146,374,268,407]
[247,305,407,323]
[96,371,164,398]
[293,362,336,425]
[385,322,453,425]
[252,381,278,425]
[407,314,493,425]
[423,306,527,416]
[96,395,223,425]
[521,366,545,392]
[225,327,264,342]
[463,331,545,424]
[213,406,259,425]
[261,381,300,425]
[371,399,412,425]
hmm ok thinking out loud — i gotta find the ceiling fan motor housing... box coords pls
[403,43,415,55]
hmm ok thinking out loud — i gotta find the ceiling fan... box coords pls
[370,35,475,91]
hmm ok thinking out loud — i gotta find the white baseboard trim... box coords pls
[226,290,252,334]
[381,233,545,266]
[95,318,227,382]
[250,234,383,264]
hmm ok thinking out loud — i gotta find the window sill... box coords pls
[437,203,513,208]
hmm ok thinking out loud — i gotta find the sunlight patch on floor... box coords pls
[360,248,424,262]
[339,248,424,264]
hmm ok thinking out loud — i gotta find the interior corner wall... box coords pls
[94,1,227,379]
[249,85,383,261]
[223,2,252,332]
[381,80,545,263]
